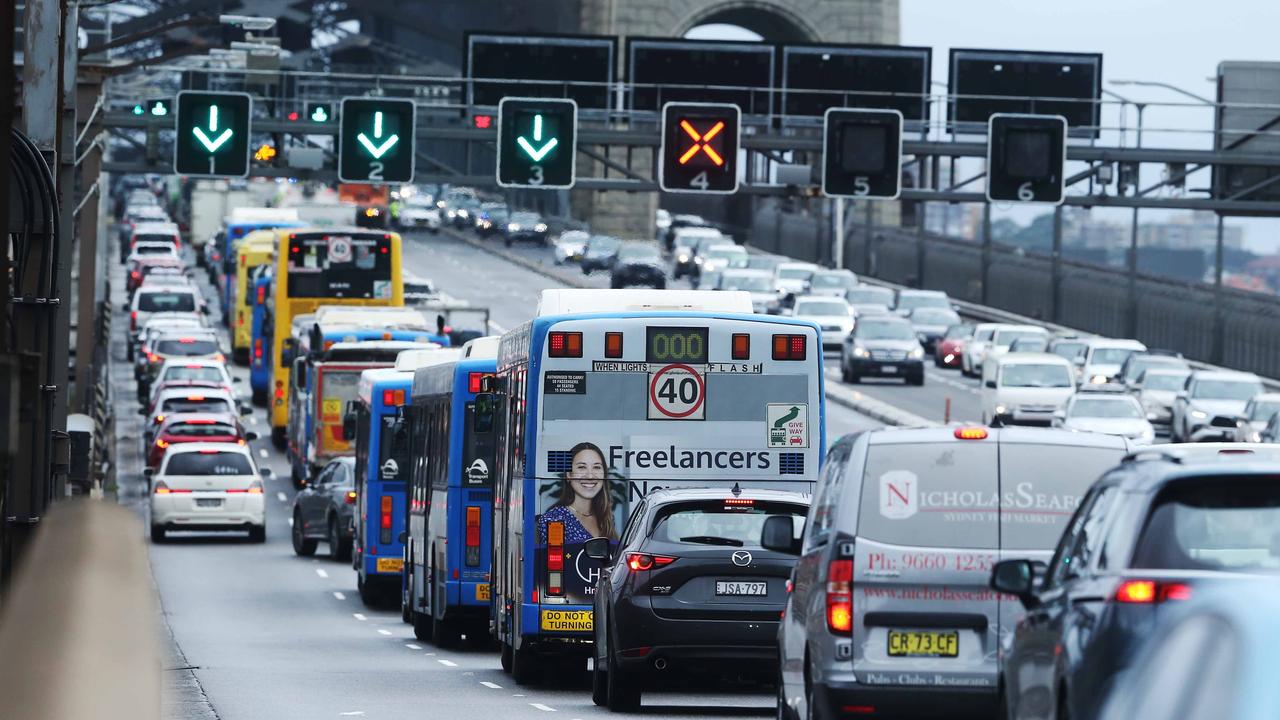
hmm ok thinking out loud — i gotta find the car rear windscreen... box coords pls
[155,339,219,356]
[162,366,224,383]
[161,398,232,415]
[138,293,196,312]
[1131,479,1280,571]
[165,452,253,476]
[167,423,236,438]
[650,500,808,549]
[134,245,172,254]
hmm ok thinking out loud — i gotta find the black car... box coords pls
[991,444,1280,720]
[291,457,358,561]
[586,487,808,711]
[609,243,667,289]
[580,235,621,274]
[503,211,549,246]
[840,316,926,385]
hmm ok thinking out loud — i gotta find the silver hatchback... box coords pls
[776,427,1131,720]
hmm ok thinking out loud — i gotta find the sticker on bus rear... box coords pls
[767,403,808,448]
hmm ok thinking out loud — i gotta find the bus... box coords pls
[231,230,277,364]
[350,347,465,606]
[405,336,501,645]
[248,265,274,405]
[268,228,406,447]
[217,214,305,320]
[490,289,826,684]
[286,339,437,487]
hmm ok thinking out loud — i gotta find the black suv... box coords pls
[610,243,667,289]
[586,487,808,711]
[991,444,1280,720]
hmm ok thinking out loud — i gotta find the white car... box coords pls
[961,322,1001,378]
[792,296,854,351]
[398,200,441,231]
[1080,338,1147,385]
[1134,367,1192,429]
[982,324,1050,366]
[148,358,238,407]
[554,230,590,265]
[1054,391,1155,444]
[698,244,749,274]
[148,442,268,543]
[1236,393,1280,443]
[774,262,818,296]
[717,269,781,314]
[982,352,1075,426]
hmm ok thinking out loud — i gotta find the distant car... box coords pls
[671,228,725,279]
[447,197,481,228]
[587,488,809,711]
[662,214,713,253]
[744,254,786,276]
[397,197,442,232]
[136,331,225,399]
[773,262,817,297]
[1133,368,1191,431]
[717,269,780,314]
[806,269,859,298]
[934,323,972,368]
[840,316,924,384]
[475,204,509,236]
[1234,392,1280,443]
[147,413,256,469]
[893,289,951,316]
[553,230,590,265]
[580,235,622,274]
[503,211,549,246]
[127,241,180,262]
[792,296,854,352]
[982,353,1075,426]
[291,456,357,560]
[844,285,895,316]
[983,325,1049,368]
[609,243,667,289]
[1260,410,1280,443]
[147,359,236,407]
[991,444,1280,720]
[130,285,204,350]
[1008,336,1049,354]
[1117,351,1191,389]
[905,307,961,353]
[148,442,268,543]
[961,323,1000,378]
[1081,338,1148,385]
[125,222,182,262]
[131,312,206,362]
[127,256,184,294]
[144,387,242,448]
[1047,336,1089,365]
[1171,370,1265,443]
[1053,389,1155,444]
[694,244,749,278]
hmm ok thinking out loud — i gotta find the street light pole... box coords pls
[1105,88,1146,338]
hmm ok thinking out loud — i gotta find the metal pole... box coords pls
[1213,215,1226,364]
[981,203,992,304]
[73,138,102,414]
[863,201,873,276]
[1126,104,1145,338]
[1051,206,1063,323]
[833,197,844,270]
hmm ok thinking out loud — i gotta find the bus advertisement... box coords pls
[490,290,824,683]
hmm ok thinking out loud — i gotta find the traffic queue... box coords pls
[121,176,1280,720]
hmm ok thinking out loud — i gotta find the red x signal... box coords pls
[677,119,726,166]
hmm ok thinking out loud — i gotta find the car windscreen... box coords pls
[1070,397,1143,419]
[1192,380,1264,401]
[649,500,807,549]
[1131,480,1280,571]
[138,292,196,312]
[847,288,893,305]
[1092,347,1139,365]
[286,234,393,299]
[994,329,1045,347]
[155,339,219,356]
[164,451,253,476]
[720,275,772,292]
[796,300,849,317]
[161,398,232,415]
[1010,339,1048,352]
[897,294,949,310]
[1001,363,1073,388]
[509,213,541,225]
[944,324,973,339]
[810,273,856,290]
[161,366,225,383]
[617,245,660,261]
[855,321,914,341]
[746,257,782,272]
[166,423,237,438]
[1128,356,1185,378]
[1249,400,1280,422]
[911,310,960,326]
[1050,342,1086,360]
[1143,373,1189,391]
[777,267,813,280]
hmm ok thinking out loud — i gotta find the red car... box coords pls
[934,323,973,368]
[147,412,256,469]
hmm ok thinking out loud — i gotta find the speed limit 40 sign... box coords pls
[648,364,705,420]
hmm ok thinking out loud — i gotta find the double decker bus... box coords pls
[268,228,405,447]
[349,348,464,606]
[490,290,825,684]
[405,336,500,646]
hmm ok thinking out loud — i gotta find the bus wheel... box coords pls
[511,642,539,686]
[251,389,267,407]
[271,428,286,450]
[358,575,379,608]
[432,613,461,648]
[501,641,513,673]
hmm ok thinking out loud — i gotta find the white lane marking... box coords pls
[259,448,268,458]
[333,591,346,600]
[406,643,423,650]
[479,681,502,689]
[530,703,556,712]
[276,491,288,502]
[339,713,365,717]
[315,568,328,578]
[249,415,258,425]
[353,613,367,621]
[287,517,293,527]
[437,659,458,667]
[377,629,393,636]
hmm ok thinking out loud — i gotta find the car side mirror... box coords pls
[239,405,253,416]
[1052,410,1066,422]
[259,467,273,478]
[143,467,154,478]
[990,559,1041,609]
[984,380,997,389]
[200,305,211,315]
[583,536,611,561]
[342,412,358,442]
[244,431,259,442]
[760,515,800,555]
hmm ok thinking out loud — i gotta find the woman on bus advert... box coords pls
[536,442,625,602]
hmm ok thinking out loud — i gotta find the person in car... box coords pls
[538,442,618,543]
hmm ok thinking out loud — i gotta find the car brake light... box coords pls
[131,311,138,331]
[724,498,754,506]
[605,332,623,359]
[626,553,676,571]
[954,427,989,440]
[772,334,807,360]
[732,333,750,360]
[155,439,169,449]
[186,395,205,402]
[380,495,393,544]
[827,559,854,633]
[1115,580,1192,604]
[465,506,482,567]
[548,331,583,358]
[345,491,357,504]
[246,480,263,494]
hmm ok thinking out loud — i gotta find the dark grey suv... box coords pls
[291,457,357,560]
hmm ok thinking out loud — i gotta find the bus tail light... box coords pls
[548,332,582,358]
[380,495,393,544]
[772,334,807,361]
[467,372,492,393]
[732,333,750,360]
[546,520,565,596]
[256,285,266,304]
[827,559,854,633]
[345,491,357,504]
[254,339,263,360]
[465,506,482,567]
[382,389,405,406]
[237,311,244,327]
[605,332,624,358]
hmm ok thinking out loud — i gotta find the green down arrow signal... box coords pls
[356,111,399,159]
[516,114,558,162]
[192,105,233,153]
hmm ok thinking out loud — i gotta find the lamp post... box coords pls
[1104,87,1146,337]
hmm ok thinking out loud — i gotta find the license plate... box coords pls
[475,584,491,601]
[881,365,898,374]
[888,630,959,657]
[375,558,403,573]
[540,609,593,632]
[196,498,222,508]
[716,581,767,596]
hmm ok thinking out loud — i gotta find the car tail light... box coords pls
[246,480,263,494]
[548,331,583,358]
[153,481,190,495]
[626,553,677,571]
[1114,579,1192,604]
[732,333,750,360]
[382,389,405,406]
[380,495,392,544]
[345,491,357,505]
[130,311,138,331]
[605,332,623,359]
[155,439,169,449]
[147,353,160,363]
[465,506,481,567]
[827,559,854,633]
[772,334,807,360]
[954,427,989,440]
[546,520,565,595]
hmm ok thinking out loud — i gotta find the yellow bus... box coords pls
[268,227,405,447]
[231,230,278,363]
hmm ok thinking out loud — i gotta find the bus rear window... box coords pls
[286,235,393,299]
[138,293,196,312]
[165,452,252,475]
[463,400,496,486]
[378,416,412,482]
[320,371,362,423]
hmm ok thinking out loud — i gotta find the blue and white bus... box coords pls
[351,348,464,605]
[405,336,501,646]
[490,289,825,684]
[248,265,274,406]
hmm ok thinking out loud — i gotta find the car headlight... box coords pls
[1251,432,1262,443]
[694,257,704,265]
[458,210,469,218]
[852,346,869,358]
[677,254,689,263]
[995,404,1008,416]
[534,223,548,232]
[508,223,520,231]
[1089,374,1108,384]
[1190,409,1208,420]
[908,347,924,359]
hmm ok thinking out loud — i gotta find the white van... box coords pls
[982,352,1076,426]
[982,324,1049,367]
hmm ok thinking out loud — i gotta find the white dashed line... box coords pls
[287,517,293,527]
[338,713,365,717]
[333,591,345,600]
[315,568,328,579]
[377,629,392,636]
[529,703,556,712]
[479,681,502,689]
[248,415,258,425]
[259,448,268,458]
[277,491,288,502]
[353,613,367,621]
[406,643,423,650]
[437,659,458,667]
